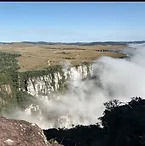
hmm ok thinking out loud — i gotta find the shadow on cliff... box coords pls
[44,97,145,146]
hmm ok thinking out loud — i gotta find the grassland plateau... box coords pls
[0,42,127,72]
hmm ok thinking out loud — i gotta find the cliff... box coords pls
[19,63,92,98]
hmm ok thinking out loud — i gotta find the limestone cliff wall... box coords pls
[19,64,93,98]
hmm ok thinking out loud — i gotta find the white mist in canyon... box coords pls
[5,43,145,129]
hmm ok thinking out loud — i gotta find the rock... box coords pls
[0,116,48,146]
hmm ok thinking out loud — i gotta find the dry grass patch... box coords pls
[0,43,127,72]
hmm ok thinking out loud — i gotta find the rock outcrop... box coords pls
[0,117,49,146]
[0,84,13,106]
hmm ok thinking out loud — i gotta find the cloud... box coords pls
[4,43,145,129]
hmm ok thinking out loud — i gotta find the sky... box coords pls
[0,2,145,42]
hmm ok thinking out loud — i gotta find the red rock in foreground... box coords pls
[0,117,49,146]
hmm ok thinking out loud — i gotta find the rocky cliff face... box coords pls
[0,84,15,109]
[0,63,94,130]
[20,64,93,98]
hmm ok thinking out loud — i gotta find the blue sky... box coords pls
[0,2,145,42]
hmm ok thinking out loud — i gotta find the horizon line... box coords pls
[0,40,145,44]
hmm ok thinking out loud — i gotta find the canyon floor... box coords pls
[0,42,127,72]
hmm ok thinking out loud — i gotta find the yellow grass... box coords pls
[0,43,127,72]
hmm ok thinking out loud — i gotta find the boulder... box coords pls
[0,116,48,146]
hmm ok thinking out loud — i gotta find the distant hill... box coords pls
[0,41,145,46]
[19,40,145,46]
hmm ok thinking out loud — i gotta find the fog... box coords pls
[4,43,145,129]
